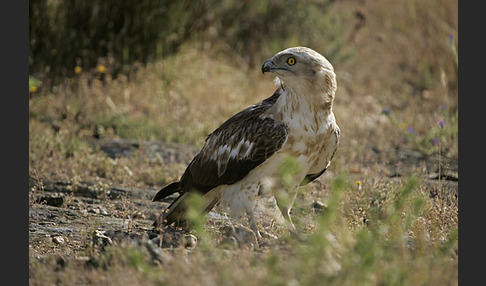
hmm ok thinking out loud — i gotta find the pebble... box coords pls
[52,235,66,244]
[92,230,113,249]
[89,206,108,215]
[182,234,197,249]
[39,193,64,207]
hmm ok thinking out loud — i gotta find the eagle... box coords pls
[152,47,340,239]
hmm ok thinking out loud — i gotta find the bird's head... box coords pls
[262,47,336,99]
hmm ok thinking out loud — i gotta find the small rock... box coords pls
[182,234,197,249]
[98,206,108,216]
[52,235,66,244]
[39,194,64,207]
[92,230,113,250]
[88,206,108,215]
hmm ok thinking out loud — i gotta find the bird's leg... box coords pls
[281,206,298,234]
[248,211,263,243]
[275,185,300,235]
[227,215,237,236]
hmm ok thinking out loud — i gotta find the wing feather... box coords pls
[180,90,288,194]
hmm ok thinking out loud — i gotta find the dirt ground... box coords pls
[29,138,458,260]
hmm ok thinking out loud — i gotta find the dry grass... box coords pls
[29,0,457,285]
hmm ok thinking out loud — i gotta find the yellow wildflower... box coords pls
[97,64,107,74]
[74,66,82,74]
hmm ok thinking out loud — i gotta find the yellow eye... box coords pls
[287,57,296,66]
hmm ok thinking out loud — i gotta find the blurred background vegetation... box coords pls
[30,0,356,82]
[29,0,458,99]
[31,0,457,79]
[30,0,458,81]
[30,0,458,91]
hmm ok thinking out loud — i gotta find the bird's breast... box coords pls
[279,110,337,173]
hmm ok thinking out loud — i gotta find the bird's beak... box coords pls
[261,59,275,74]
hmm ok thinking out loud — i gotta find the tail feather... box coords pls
[153,192,191,228]
[152,187,221,229]
[152,182,182,202]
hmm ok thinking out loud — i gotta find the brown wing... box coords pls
[179,90,288,194]
[152,90,287,228]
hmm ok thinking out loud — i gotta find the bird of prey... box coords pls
[152,47,340,239]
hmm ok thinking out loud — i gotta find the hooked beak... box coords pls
[262,59,290,74]
[261,59,275,74]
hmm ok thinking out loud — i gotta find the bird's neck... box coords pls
[274,87,334,119]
